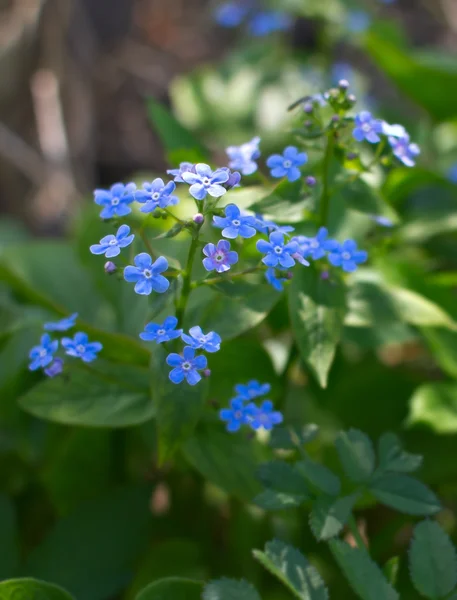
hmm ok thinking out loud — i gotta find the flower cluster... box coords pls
[215,1,292,36]
[220,380,283,432]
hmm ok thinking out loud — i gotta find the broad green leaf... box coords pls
[408,382,457,434]
[309,493,359,541]
[254,489,306,511]
[422,329,457,379]
[333,178,397,221]
[135,578,203,600]
[335,429,375,484]
[0,494,19,579]
[248,179,311,223]
[409,520,457,599]
[329,540,399,600]
[258,461,310,496]
[23,486,153,600]
[0,579,74,600]
[203,578,261,600]
[389,287,457,330]
[289,265,346,388]
[377,432,422,474]
[253,539,329,600]
[296,458,341,496]
[19,363,153,427]
[369,474,441,516]
[151,347,208,464]
[269,424,320,450]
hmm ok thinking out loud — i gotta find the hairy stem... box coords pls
[320,132,336,227]
[175,226,202,325]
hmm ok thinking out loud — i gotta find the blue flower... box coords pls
[182,163,229,201]
[266,146,308,182]
[381,122,407,138]
[135,178,179,213]
[226,136,261,176]
[388,134,420,167]
[44,358,64,378]
[291,227,337,261]
[247,400,283,431]
[44,313,78,332]
[265,267,287,291]
[215,2,249,27]
[202,240,238,273]
[448,163,457,184]
[124,253,169,295]
[94,182,136,219]
[226,170,242,189]
[346,10,371,33]
[256,231,299,268]
[213,204,257,239]
[140,316,182,344]
[235,380,271,401]
[166,346,207,385]
[89,224,134,258]
[353,111,383,144]
[182,326,221,353]
[371,215,394,227]
[249,11,292,36]
[253,216,294,236]
[61,332,102,362]
[167,162,196,183]
[220,398,254,432]
[29,334,59,371]
[328,240,368,272]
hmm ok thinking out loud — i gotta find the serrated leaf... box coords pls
[407,382,457,434]
[257,461,310,496]
[409,520,457,599]
[377,432,422,474]
[310,493,359,541]
[135,577,203,600]
[289,265,346,388]
[203,578,261,600]
[335,429,375,483]
[296,458,341,496]
[329,540,399,600]
[370,474,441,516]
[253,539,328,600]
[254,489,306,511]
[0,578,75,600]
[269,424,320,450]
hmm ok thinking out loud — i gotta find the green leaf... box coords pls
[248,179,311,223]
[310,493,359,541]
[335,429,375,483]
[334,178,397,221]
[383,557,400,587]
[254,489,306,511]
[135,578,203,600]
[296,458,341,496]
[369,474,441,516]
[389,287,457,330]
[329,539,399,600]
[422,329,457,380]
[409,520,457,599]
[269,424,320,450]
[151,347,208,464]
[0,579,75,600]
[203,578,261,600]
[258,461,310,496]
[0,494,19,579]
[253,539,329,600]
[23,486,153,600]
[289,265,346,388]
[407,382,457,434]
[377,432,422,474]
[19,363,153,427]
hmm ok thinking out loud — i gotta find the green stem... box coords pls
[175,227,202,325]
[348,515,366,549]
[320,132,336,227]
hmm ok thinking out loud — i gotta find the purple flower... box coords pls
[213,204,257,239]
[29,334,58,371]
[249,11,292,36]
[266,146,308,182]
[215,2,249,27]
[166,346,207,385]
[328,239,368,272]
[220,398,254,432]
[124,253,169,295]
[353,111,383,144]
[247,400,283,431]
[44,358,64,378]
[44,313,78,332]
[226,136,261,176]
[182,163,229,201]
[235,380,271,401]
[256,231,299,268]
[291,227,337,261]
[140,316,182,344]
[265,267,287,291]
[388,134,420,167]
[135,178,179,213]
[226,170,242,189]
[167,162,197,183]
[202,240,238,273]
[90,224,134,258]
[61,332,102,362]
[94,182,136,219]
[181,326,221,353]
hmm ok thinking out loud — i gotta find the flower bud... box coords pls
[193,213,204,225]
[226,171,241,190]
[347,151,358,160]
[321,270,330,280]
[303,102,313,114]
[306,175,317,187]
[347,93,357,104]
[304,120,313,128]
[338,79,349,90]
[203,369,211,378]
[286,271,294,280]
[331,115,340,123]
[104,261,117,274]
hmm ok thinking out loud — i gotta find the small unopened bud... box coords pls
[193,213,204,225]
[104,261,117,274]
[338,79,349,90]
[331,114,340,123]
[203,368,211,378]
[304,120,313,128]
[321,270,330,280]
[329,87,339,98]
[303,102,313,114]
[347,93,357,104]
[286,271,294,280]
[306,175,317,187]
[347,151,358,160]
[226,171,241,189]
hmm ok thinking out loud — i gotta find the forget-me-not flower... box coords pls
[247,400,283,431]
[328,240,368,272]
[249,11,292,36]
[44,358,64,378]
[256,231,299,268]
[90,224,134,258]
[215,1,249,27]
[167,162,196,183]
[94,182,136,219]
[29,334,59,371]
[388,134,420,167]
[353,112,383,144]
[166,346,207,385]
[182,163,229,201]
[44,313,78,332]
[235,380,271,401]
[124,253,169,295]
[62,332,102,362]
[266,146,308,182]
[292,227,337,261]
[140,316,182,344]
[135,179,179,213]
[213,204,257,239]
[220,398,254,432]
[265,267,287,291]
[182,326,221,353]
[202,240,238,273]
[226,136,261,176]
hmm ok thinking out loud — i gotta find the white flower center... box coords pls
[157,329,166,336]
[111,198,120,205]
[203,177,211,186]
[362,123,372,132]
[215,253,225,262]
[182,361,192,371]
[274,246,283,254]
[342,252,351,260]
[143,269,152,278]
[283,160,292,169]
[235,410,243,419]
[39,349,47,357]
[108,239,117,245]
[310,240,319,248]
[76,344,85,354]
[232,219,241,226]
